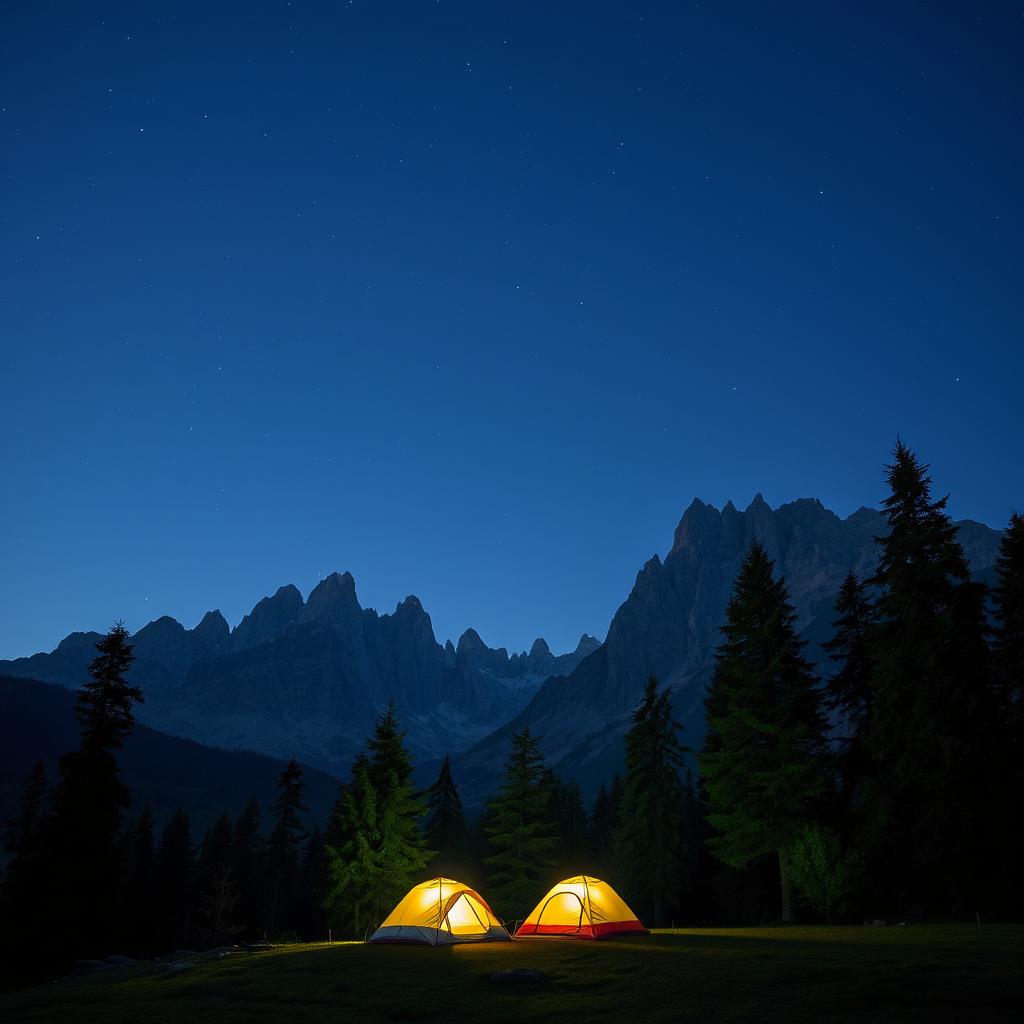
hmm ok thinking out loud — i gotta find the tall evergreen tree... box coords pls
[992,511,1024,912]
[2,760,46,859]
[589,774,623,876]
[45,622,143,958]
[124,805,156,952]
[861,441,993,915]
[153,809,194,951]
[614,677,688,926]
[822,572,877,805]
[231,799,264,940]
[266,759,308,938]
[823,572,876,730]
[323,757,381,936]
[485,727,557,922]
[423,754,466,872]
[700,543,828,923]
[74,622,142,751]
[993,511,1024,715]
[196,813,236,944]
[553,778,589,875]
[295,826,328,940]
[368,701,413,796]
[323,709,433,936]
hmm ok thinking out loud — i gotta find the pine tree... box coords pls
[992,511,1024,912]
[2,760,46,858]
[367,708,432,920]
[295,827,328,940]
[323,710,433,936]
[589,774,623,876]
[125,805,156,952]
[368,701,413,796]
[75,622,142,751]
[154,809,194,951]
[614,677,688,926]
[822,572,876,806]
[862,441,993,914]
[993,512,1024,715]
[45,622,143,959]
[424,754,466,872]
[553,778,589,875]
[323,757,381,937]
[699,543,828,923]
[266,759,308,938]
[196,813,236,944]
[485,727,557,922]
[231,799,264,941]
[823,572,876,730]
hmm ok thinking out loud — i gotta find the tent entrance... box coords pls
[536,890,592,934]
[441,891,490,937]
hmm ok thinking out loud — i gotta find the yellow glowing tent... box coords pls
[515,875,645,939]
[368,877,512,945]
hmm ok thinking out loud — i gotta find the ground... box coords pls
[3,926,1022,1023]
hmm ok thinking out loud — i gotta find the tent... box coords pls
[367,877,512,945]
[515,875,646,939]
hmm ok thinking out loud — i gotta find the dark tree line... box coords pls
[3,439,1021,989]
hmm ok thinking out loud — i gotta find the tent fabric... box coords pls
[368,877,512,945]
[515,875,646,940]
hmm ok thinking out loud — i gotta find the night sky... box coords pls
[2,3,1021,660]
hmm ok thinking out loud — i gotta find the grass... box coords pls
[2,925,1021,1023]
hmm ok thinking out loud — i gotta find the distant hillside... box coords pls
[0,577,597,776]
[0,675,341,837]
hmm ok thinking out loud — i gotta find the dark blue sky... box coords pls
[2,2,1021,659]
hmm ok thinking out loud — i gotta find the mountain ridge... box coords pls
[0,495,1002,799]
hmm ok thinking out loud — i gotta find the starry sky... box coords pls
[1,2,1021,660]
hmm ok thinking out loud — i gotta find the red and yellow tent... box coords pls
[515,875,646,939]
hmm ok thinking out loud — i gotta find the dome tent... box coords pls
[368,877,512,945]
[515,875,646,939]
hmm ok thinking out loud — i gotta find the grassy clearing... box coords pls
[3,925,1021,1023]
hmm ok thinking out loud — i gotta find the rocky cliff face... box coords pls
[451,496,1001,806]
[0,574,592,776]
[1,495,1001,796]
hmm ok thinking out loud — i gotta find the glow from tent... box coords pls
[446,895,483,935]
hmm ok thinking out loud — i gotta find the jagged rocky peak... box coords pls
[56,630,103,653]
[231,583,304,651]
[134,615,187,642]
[672,497,722,553]
[575,633,600,656]
[456,628,488,655]
[193,609,229,647]
[529,637,551,658]
[303,571,361,622]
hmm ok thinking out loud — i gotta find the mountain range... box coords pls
[1,572,598,778]
[0,495,1002,806]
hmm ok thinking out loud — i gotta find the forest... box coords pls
[1,442,1021,989]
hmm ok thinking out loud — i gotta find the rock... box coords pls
[70,959,104,974]
[104,954,137,966]
[488,968,550,984]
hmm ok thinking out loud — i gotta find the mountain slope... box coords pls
[452,496,1001,806]
[0,675,340,836]
[0,576,597,776]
